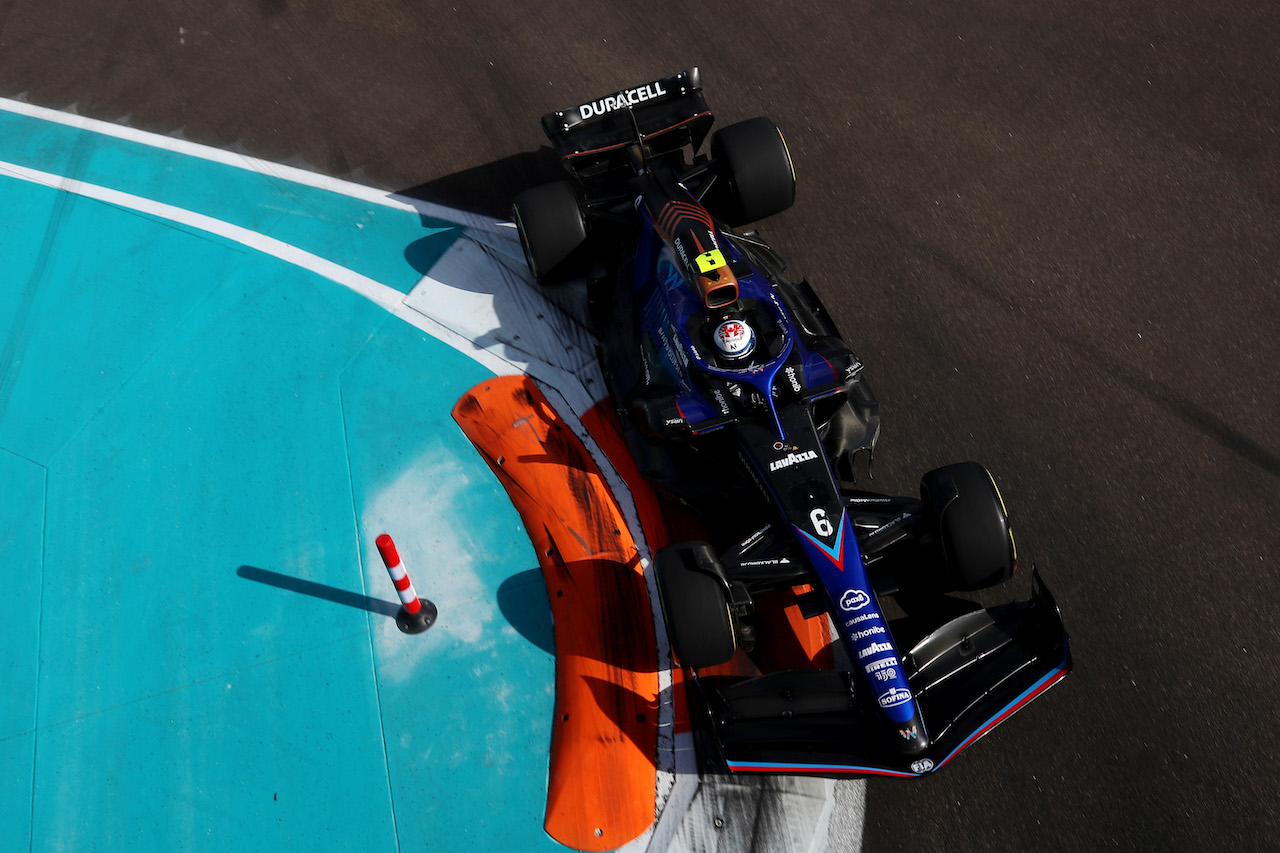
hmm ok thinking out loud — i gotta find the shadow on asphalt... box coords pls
[396,148,563,221]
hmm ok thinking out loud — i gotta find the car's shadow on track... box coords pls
[396,148,563,222]
[392,148,599,369]
[497,568,556,656]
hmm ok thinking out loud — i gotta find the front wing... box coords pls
[697,570,1071,777]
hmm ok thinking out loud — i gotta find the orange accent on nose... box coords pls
[697,266,739,308]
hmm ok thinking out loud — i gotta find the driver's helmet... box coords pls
[713,317,756,361]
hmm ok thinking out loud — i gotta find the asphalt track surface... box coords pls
[3,2,1277,850]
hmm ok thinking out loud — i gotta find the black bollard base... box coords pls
[396,599,438,634]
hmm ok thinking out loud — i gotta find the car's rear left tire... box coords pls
[710,117,796,225]
[654,542,737,668]
[512,181,587,285]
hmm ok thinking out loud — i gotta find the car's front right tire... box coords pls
[920,462,1017,591]
[710,117,796,225]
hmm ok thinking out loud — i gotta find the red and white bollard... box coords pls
[376,534,437,634]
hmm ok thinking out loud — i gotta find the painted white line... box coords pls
[0,158,523,383]
[0,95,509,233]
[2,160,399,308]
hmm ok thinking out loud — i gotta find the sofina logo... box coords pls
[878,687,912,708]
[840,589,870,611]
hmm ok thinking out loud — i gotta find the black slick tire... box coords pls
[710,117,796,225]
[512,181,586,285]
[654,542,736,669]
[920,462,1017,591]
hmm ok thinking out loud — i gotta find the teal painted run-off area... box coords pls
[0,104,561,851]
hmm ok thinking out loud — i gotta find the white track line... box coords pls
[0,95,508,233]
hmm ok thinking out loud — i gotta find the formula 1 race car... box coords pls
[512,69,1071,777]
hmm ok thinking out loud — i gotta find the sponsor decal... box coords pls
[773,441,786,451]
[878,687,913,709]
[770,449,818,472]
[911,758,935,774]
[578,80,669,120]
[739,525,770,551]
[711,387,730,415]
[874,668,897,682]
[858,641,894,660]
[673,236,692,269]
[899,726,918,740]
[657,255,684,292]
[850,626,885,642]
[867,512,911,539]
[843,359,863,381]
[785,366,803,392]
[845,612,879,626]
[739,558,791,569]
[655,325,678,371]
[864,656,898,673]
[840,589,871,612]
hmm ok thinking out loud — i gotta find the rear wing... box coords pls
[540,68,714,182]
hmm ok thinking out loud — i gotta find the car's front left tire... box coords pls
[654,541,737,668]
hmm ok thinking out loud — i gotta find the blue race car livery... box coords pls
[513,68,1071,776]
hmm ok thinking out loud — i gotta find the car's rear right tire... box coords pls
[512,181,587,285]
[710,117,796,225]
[654,542,737,668]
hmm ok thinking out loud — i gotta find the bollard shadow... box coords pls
[497,568,556,655]
[236,565,401,620]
